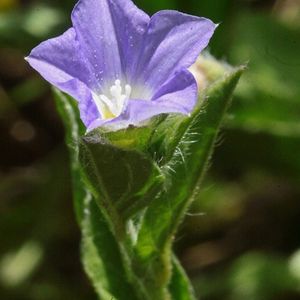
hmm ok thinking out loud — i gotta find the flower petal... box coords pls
[71,0,150,88]
[151,68,198,114]
[106,0,150,81]
[26,28,92,101]
[135,10,216,91]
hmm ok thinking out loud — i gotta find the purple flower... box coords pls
[26,0,216,131]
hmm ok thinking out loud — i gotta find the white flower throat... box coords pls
[93,79,132,120]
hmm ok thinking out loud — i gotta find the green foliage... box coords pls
[0,4,66,51]
[82,196,138,300]
[134,0,177,14]
[193,252,300,300]
[228,12,300,136]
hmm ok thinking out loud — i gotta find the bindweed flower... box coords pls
[26,0,216,131]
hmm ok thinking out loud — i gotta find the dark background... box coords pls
[0,0,300,299]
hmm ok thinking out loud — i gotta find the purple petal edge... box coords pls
[134,10,217,91]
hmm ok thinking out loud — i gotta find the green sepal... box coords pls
[92,115,165,152]
[78,132,164,223]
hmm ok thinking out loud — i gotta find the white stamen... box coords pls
[125,84,132,98]
[93,79,132,120]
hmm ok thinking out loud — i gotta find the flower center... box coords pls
[92,79,132,120]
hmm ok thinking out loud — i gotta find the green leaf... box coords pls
[135,66,244,283]
[82,194,138,300]
[53,88,85,223]
[169,256,196,300]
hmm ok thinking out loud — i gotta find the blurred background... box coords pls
[0,0,300,299]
